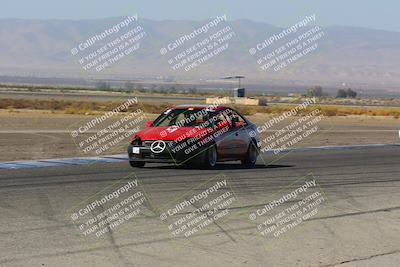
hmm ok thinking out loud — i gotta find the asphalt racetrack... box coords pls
[1,145,399,266]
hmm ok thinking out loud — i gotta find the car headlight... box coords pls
[131,136,142,145]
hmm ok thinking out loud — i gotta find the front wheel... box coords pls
[129,161,145,168]
[241,142,258,168]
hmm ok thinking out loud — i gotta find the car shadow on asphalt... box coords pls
[145,163,294,170]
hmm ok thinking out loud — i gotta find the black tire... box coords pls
[202,144,217,169]
[241,142,258,168]
[129,161,145,168]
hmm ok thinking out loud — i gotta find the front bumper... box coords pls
[128,141,205,164]
[128,144,177,163]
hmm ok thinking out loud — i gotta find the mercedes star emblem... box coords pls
[150,140,166,153]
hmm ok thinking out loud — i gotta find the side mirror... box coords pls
[146,121,153,127]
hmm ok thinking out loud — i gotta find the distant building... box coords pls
[234,88,246,98]
[206,96,260,106]
[207,80,260,106]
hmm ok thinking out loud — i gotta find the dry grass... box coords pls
[1,98,400,118]
[0,98,171,115]
[232,104,400,118]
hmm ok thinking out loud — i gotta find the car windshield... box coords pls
[153,108,218,127]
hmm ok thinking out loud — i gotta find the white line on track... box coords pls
[0,143,399,170]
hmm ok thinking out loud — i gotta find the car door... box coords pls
[223,109,249,156]
[212,109,236,159]
[213,109,247,159]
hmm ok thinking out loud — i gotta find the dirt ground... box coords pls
[0,110,399,162]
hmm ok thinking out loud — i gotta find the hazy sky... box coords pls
[2,0,399,31]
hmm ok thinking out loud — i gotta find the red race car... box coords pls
[128,105,261,168]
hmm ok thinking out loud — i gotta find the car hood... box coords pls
[134,126,209,141]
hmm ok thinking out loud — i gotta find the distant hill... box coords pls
[0,17,400,90]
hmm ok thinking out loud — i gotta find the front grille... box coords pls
[142,141,153,147]
[141,140,175,159]
[143,140,175,148]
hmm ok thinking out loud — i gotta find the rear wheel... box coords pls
[129,161,145,168]
[241,142,258,168]
[202,145,217,169]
